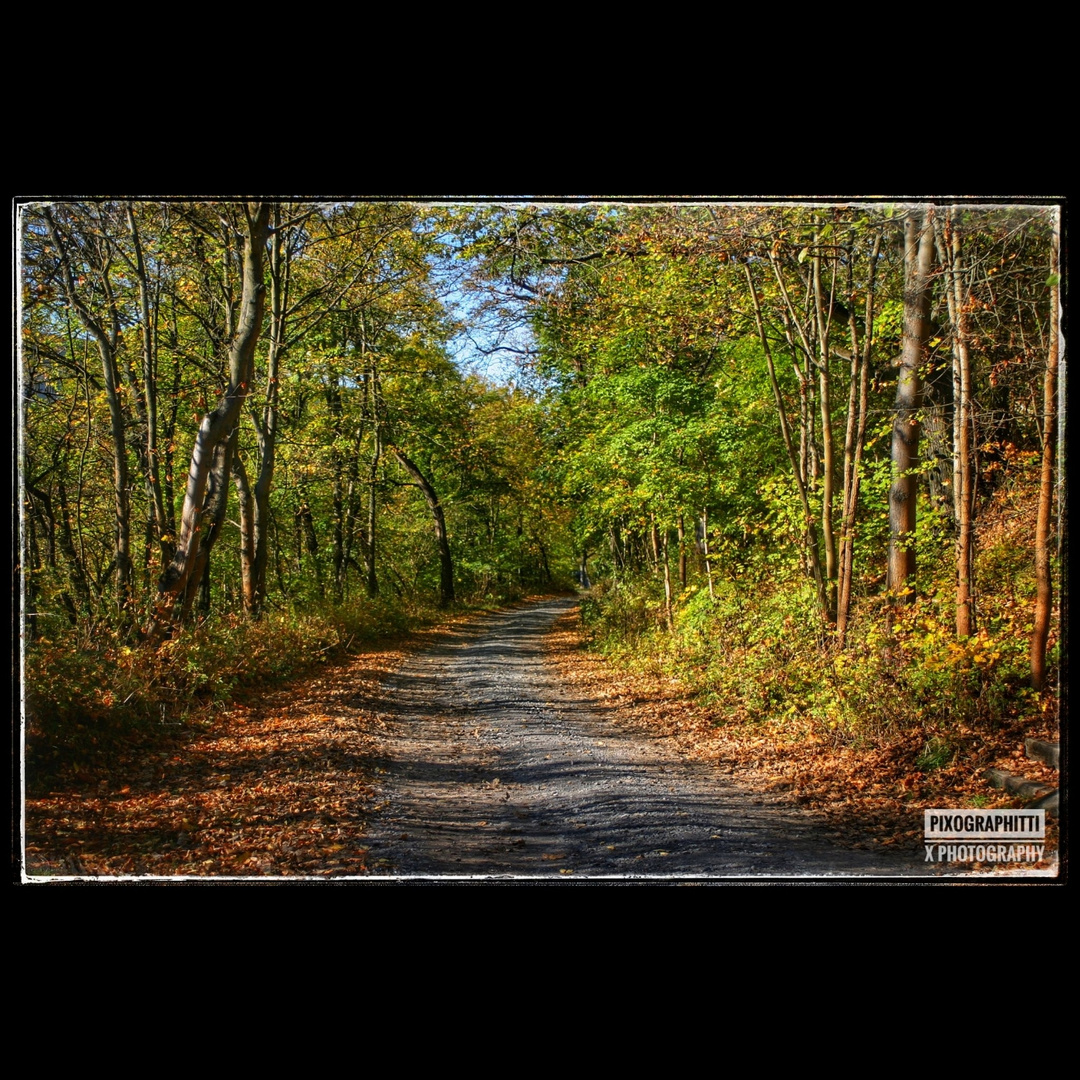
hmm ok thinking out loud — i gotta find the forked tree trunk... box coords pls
[180,429,237,621]
[148,203,271,638]
[836,228,882,648]
[392,447,455,607]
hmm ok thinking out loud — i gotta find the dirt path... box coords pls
[363,597,936,878]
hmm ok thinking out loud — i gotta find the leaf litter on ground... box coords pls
[541,607,1059,873]
[22,599,1058,879]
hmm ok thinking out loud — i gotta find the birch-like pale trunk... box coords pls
[148,203,271,637]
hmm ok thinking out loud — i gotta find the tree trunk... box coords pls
[233,449,256,615]
[887,208,935,605]
[812,226,838,623]
[148,203,271,638]
[836,228,881,648]
[248,209,287,618]
[392,447,455,607]
[367,424,381,600]
[45,208,132,616]
[650,516,662,574]
[677,513,687,589]
[660,529,674,632]
[1031,211,1060,691]
[125,203,173,570]
[701,509,716,602]
[180,428,237,621]
[53,476,93,616]
[935,209,976,637]
[745,260,829,622]
[295,482,323,589]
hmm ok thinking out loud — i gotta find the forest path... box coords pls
[364,596,930,878]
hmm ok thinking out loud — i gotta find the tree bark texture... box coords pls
[149,203,271,636]
[887,208,935,603]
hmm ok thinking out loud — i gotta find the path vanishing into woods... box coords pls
[364,596,934,878]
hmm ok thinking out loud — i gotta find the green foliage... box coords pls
[874,298,905,346]
[581,554,1046,748]
[581,577,671,653]
[20,200,1059,790]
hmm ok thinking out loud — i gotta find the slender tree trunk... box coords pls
[813,229,838,623]
[1031,212,1061,690]
[660,530,674,632]
[125,203,173,569]
[701,509,716,602]
[392,447,455,607]
[341,433,364,598]
[536,535,553,584]
[836,229,882,648]
[233,449,256,615]
[45,208,132,615]
[23,492,40,642]
[745,261,829,622]
[241,207,287,619]
[677,513,687,589]
[295,482,323,589]
[367,424,381,600]
[936,209,977,637]
[650,515,662,574]
[328,372,346,604]
[53,476,93,616]
[888,208,935,605]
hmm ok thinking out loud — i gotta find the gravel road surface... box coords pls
[364,597,936,879]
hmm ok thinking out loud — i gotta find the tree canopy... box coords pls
[18,197,1062,757]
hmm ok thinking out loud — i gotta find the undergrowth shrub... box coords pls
[581,566,1048,748]
[23,593,446,768]
[580,577,668,653]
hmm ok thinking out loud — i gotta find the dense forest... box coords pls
[18,199,1062,791]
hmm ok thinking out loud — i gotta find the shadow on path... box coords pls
[365,597,948,880]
